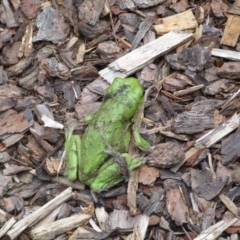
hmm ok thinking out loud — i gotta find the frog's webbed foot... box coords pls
[64,134,81,181]
[132,125,151,151]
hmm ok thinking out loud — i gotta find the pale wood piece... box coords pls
[89,218,102,232]
[211,48,240,61]
[7,187,73,239]
[170,147,200,173]
[195,114,240,149]
[130,16,153,50]
[194,218,238,240]
[30,214,91,240]
[220,14,240,47]
[154,10,198,35]
[228,0,240,15]
[130,215,149,240]
[219,194,239,217]
[95,207,108,230]
[173,84,204,97]
[51,176,85,190]
[221,89,240,112]
[99,31,193,83]
[160,130,190,141]
[18,22,33,58]
[127,169,139,215]
[69,226,92,240]
[76,38,86,64]
[0,218,16,239]
[34,205,62,228]
[176,39,193,52]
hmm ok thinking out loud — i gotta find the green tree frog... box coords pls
[64,77,150,191]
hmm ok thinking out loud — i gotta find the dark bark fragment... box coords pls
[147,142,185,168]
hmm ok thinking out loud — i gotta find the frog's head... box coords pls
[105,77,143,100]
[104,77,144,120]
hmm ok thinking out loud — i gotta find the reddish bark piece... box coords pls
[21,0,39,19]
[231,168,240,185]
[2,42,21,65]
[1,196,23,213]
[3,164,31,176]
[138,164,160,185]
[97,41,123,63]
[185,148,207,166]
[193,176,228,201]
[221,128,240,165]
[210,0,228,18]
[217,62,240,79]
[0,0,19,28]
[224,211,240,234]
[0,112,31,136]
[162,73,191,92]
[0,174,13,197]
[40,57,71,80]
[170,0,189,13]
[78,0,105,26]
[133,0,166,8]
[136,64,159,88]
[78,20,110,40]
[147,142,184,168]
[216,162,233,185]
[166,46,211,71]
[33,7,70,43]
[164,180,189,225]
[0,98,17,112]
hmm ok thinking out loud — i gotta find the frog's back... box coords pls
[79,77,144,182]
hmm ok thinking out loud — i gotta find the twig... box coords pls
[105,0,116,42]
[31,214,91,239]
[0,218,16,239]
[7,187,73,239]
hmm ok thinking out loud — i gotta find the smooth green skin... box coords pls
[65,77,150,192]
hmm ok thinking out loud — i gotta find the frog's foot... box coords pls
[89,162,124,192]
[64,135,81,181]
[132,125,151,151]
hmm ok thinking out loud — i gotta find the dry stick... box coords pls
[105,0,116,42]
[0,218,16,239]
[219,194,239,217]
[100,31,193,83]
[130,16,153,51]
[7,187,73,239]
[30,214,91,240]
[130,214,149,240]
[195,113,240,148]
[211,48,240,61]
[194,218,238,240]
[127,169,139,215]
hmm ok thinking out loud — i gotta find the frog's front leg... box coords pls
[132,125,151,151]
[64,134,81,181]
[89,153,145,192]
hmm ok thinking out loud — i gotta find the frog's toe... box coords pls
[90,177,123,192]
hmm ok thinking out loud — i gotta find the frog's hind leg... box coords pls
[90,154,146,192]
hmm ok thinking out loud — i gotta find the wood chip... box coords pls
[99,31,193,83]
[154,10,198,35]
